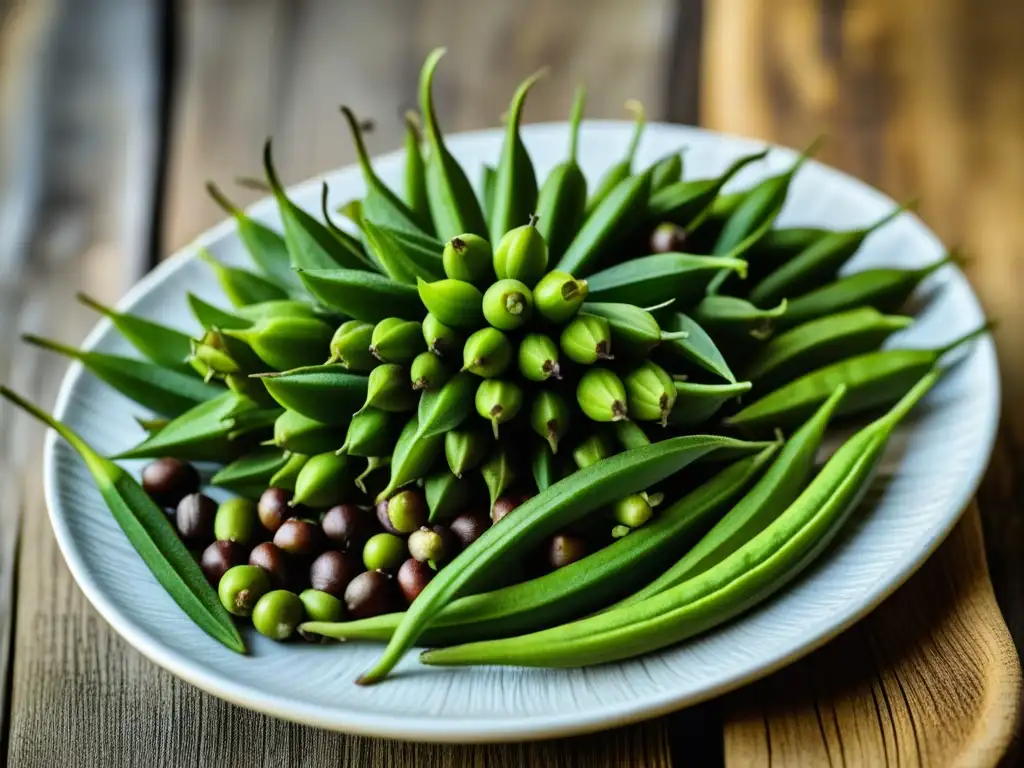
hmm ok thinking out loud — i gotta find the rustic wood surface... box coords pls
[0,0,1020,766]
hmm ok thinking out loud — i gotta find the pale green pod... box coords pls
[462,328,513,378]
[624,361,677,426]
[475,379,524,439]
[577,368,629,422]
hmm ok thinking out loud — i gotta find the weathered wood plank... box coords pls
[699,1,1023,764]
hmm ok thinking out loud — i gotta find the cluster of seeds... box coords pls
[2,48,985,679]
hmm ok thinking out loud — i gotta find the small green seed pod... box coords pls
[273,410,345,454]
[360,363,418,413]
[624,361,677,426]
[268,452,309,490]
[534,270,589,323]
[327,320,377,371]
[493,215,549,286]
[224,315,334,371]
[292,452,350,508]
[481,446,517,512]
[517,333,562,382]
[530,390,571,454]
[410,350,450,391]
[369,317,424,364]
[445,427,490,477]
[416,278,484,329]
[576,368,629,422]
[611,493,653,528]
[462,327,513,378]
[475,379,524,438]
[561,314,613,364]
[482,278,533,330]
[338,407,396,457]
[442,233,493,285]
[572,430,616,469]
[421,313,463,358]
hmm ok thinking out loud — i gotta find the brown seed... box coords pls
[491,494,531,525]
[309,550,361,596]
[248,542,289,588]
[323,503,372,549]
[649,222,688,253]
[547,532,588,569]
[448,511,490,550]
[175,493,217,545]
[199,540,245,585]
[258,487,293,533]
[344,570,396,620]
[142,457,201,509]
[397,558,434,604]
[273,518,322,556]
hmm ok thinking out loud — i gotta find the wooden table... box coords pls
[1,1,1021,765]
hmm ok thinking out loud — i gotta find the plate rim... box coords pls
[41,120,1001,743]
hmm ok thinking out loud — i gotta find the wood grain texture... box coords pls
[701,1,1024,765]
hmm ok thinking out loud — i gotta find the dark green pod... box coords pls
[482,278,533,330]
[577,369,629,423]
[77,293,194,374]
[425,471,472,523]
[585,100,645,216]
[480,165,497,218]
[292,452,351,508]
[339,407,397,458]
[299,268,423,322]
[489,69,545,244]
[112,391,250,461]
[475,379,524,438]
[273,410,345,454]
[419,48,489,240]
[369,317,425,364]
[198,248,289,307]
[410,351,450,391]
[442,234,493,285]
[445,427,490,478]
[530,390,571,453]
[493,216,548,286]
[645,149,769,226]
[225,315,334,371]
[535,86,588,261]
[360,363,418,413]
[210,447,289,499]
[258,364,369,425]
[533,270,589,323]
[327,320,377,371]
[481,446,517,512]
[744,226,831,284]
[650,151,684,193]
[517,333,562,382]
[361,219,444,284]
[691,295,788,341]
[422,313,464,359]
[656,311,737,384]
[585,253,748,307]
[416,278,484,329]
[462,328,513,378]
[402,111,432,232]
[269,452,309,491]
[531,438,557,492]
[668,381,753,429]
[624,361,676,426]
[377,414,444,502]
[415,372,477,440]
[560,314,613,364]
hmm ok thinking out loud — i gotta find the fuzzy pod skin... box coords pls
[493,217,549,286]
[421,313,463,359]
[445,427,490,478]
[353,364,411,414]
[624,361,677,426]
[517,333,562,382]
[369,318,425,364]
[482,279,533,330]
[292,452,351,508]
[416,278,484,329]
[475,379,524,439]
[560,315,613,365]
[410,351,450,391]
[533,270,589,324]
[338,407,397,458]
[442,234,493,285]
[530,390,571,454]
[328,320,377,371]
[273,410,346,455]
[462,328,513,378]
[577,368,629,423]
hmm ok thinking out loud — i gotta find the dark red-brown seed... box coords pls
[448,511,490,550]
[375,499,401,534]
[273,518,322,556]
[649,222,688,254]
[491,494,531,525]
[322,503,371,550]
[175,493,217,545]
[309,550,361,596]
[344,570,396,620]
[248,541,290,588]
[199,540,245,585]
[257,487,292,533]
[547,532,589,569]
[142,457,200,509]
[396,558,434,604]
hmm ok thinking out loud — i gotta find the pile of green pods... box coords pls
[7,48,986,680]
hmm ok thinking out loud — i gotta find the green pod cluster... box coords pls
[425,471,472,523]
[210,447,290,499]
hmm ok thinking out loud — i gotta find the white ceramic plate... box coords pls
[44,123,999,743]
